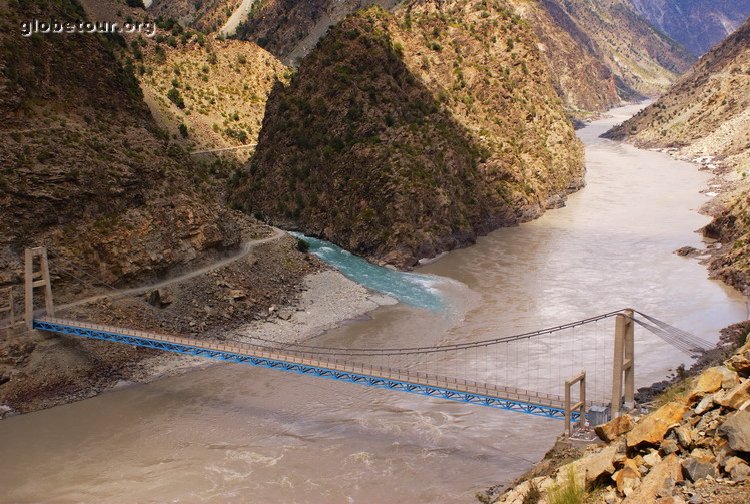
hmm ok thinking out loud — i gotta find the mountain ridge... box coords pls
[629,0,750,56]
[231,2,585,266]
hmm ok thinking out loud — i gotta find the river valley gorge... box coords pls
[0,104,747,502]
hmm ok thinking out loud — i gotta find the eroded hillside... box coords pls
[0,0,317,412]
[534,0,693,99]
[79,0,290,162]
[232,2,585,267]
[607,18,750,294]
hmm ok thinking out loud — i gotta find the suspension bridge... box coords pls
[1,247,714,433]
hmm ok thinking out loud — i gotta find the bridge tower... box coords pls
[23,247,55,330]
[611,308,635,417]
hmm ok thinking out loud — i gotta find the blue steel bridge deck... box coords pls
[33,317,572,420]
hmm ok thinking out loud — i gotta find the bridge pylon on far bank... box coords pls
[23,246,55,330]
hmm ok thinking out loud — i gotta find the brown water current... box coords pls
[0,104,747,503]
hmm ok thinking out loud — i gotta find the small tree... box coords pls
[178,123,188,138]
[167,88,185,109]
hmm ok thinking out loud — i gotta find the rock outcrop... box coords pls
[493,338,750,503]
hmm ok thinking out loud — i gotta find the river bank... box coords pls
[0,235,390,418]
[476,105,750,502]
[485,328,750,504]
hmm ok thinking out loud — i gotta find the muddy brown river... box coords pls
[0,105,747,503]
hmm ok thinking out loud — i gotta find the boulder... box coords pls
[723,456,746,473]
[682,454,716,482]
[718,379,750,410]
[612,459,641,496]
[556,443,618,488]
[656,497,687,504]
[146,288,174,308]
[623,454,682,503]
[719,367,740,390]
[729,461,750,482]
[674,426,693,450]
[227,289,246,300]
[689,367,726,400]
[727,342,750,376]
[627,402,689,448]
[660,438,680,455]
[596,415,635,442]
[694,395,715,415]
[718,411,750,452]
[643,450,662,468]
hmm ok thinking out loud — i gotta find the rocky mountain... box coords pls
[533,0,693,100]
[234,0,399,65]
[606,18,750,293]
[0,0,319,413]
[0,0,307,290]
[231,2,586,267]
[78,0,289,161]
[0,0,234,287]
[235,0,694,116]
[147,0,242,33]
[629,0,750,56]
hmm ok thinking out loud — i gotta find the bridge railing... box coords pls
[36,316,567,407]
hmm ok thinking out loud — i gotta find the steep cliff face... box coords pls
[533,0,694,99]
[231,3,585,267]
[629,0,750,56]
[511,0,621,116]
[606,18,750,168]
[606,18,750,293]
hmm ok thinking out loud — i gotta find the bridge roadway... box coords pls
[33,317,573,420]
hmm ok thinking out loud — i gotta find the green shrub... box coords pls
[547,469,585,504]
[178,123,188,138]
[167,87,185,108]
[296,238,310,253]
[522,480,542,504]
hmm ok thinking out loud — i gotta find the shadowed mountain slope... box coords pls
[231,3,585,266]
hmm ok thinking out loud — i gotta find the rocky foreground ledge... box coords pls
[483,338,750,503]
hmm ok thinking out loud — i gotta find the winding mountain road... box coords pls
[56,227,288,311]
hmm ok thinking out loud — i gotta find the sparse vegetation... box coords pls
[546,469,586,504]
[231,4,584,266]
